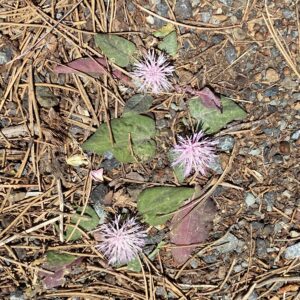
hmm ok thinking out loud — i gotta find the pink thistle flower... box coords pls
[96,216,146,265]
[132,50,174,94]
[171,131,218,178]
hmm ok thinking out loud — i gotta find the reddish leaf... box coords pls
[170,199,217,265]
[39,256,83,289]
[54,57,131,85]
[174,85,222,111]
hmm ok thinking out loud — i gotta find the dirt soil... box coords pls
[0,0,300,299]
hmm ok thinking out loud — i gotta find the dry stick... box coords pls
[133,2,240,31]
[242,276,300,300]
[8,0,84,65]
[263,1,300,79]
[0,216,60,247]
[57,179,64,243]
[0,255,54,275]
[138,255,149,300]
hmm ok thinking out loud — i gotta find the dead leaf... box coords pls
[170,198,217,265]
[54,57,131,85]
[278,284,299,294]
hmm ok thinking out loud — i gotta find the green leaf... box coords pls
[127,241,166,272]
[137,187,194,226]
[94,34,137,67]
[154,23,175,37]
[124,94,153,116]
[46,251,77,268]
[158,31,178,57]
[82,115,156,163]
[65,206,100,241]
[188,96,247,134]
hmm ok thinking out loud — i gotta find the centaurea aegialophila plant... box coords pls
[132,50,174,94]
[95,215,146,265]
[171,131,218,178]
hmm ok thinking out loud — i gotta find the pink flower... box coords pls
[171,131,218,178]
[96,216,146,265]
[132,50,174,94]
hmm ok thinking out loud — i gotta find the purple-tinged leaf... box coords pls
[54,57,131,85]
[38,252,83,289]
[175,85,222,111]
[170,198,217,265]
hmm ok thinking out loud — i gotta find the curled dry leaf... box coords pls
[170,198,217,265]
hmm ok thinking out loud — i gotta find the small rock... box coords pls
[224,44,237,64]
[233,28,247,40]
[200,11,211,23]
[249,148,261,156]
[35,86,59,108]
[209,157,223,174]
[215,233,245,254]
[282,9,294,19]
[256,238,269,258]
[245,192,256,207]
[101,157,120,171]
[264,86,279,97]
[9,289,25,300]
[201,254,218,263]
[263,192,276,211]
[284,242,300,259]
[216,135,235,152]
[265,68,280,83]
[281,76,298,89]
[175,0,193,19]
[189,258,199,269]
[0,47,13,65]
[156,286,167,297]
[290,230,300,238]
[248,291,258,300]
[90,184,109,205]
[273,153,283,164]
[154,1,169,27]
[263,127,280,137]
[291,130,300,140]
[219,0,233,5]
[234,265,243,273]
[211,34,225,44]
[292,92,300,101]
[146,15,154,24]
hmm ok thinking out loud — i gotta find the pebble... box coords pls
[215,233,245,254]
[245,192,256,207]
[284,242,300,259]
[291,129,300,140]
[90,184,109,205]
[155,1,169,27]
[200,11,211,23]
[0,48,13,65]
[263,127,280,137]
[263,192,276,211]
[189,258,199,269]
[101,157,120,171]
[233,28,247,40]
[292,92,300,101]
[265,68,280,83]
[209,157,223,174]
[282,9,294,19]
[264,86,279,97]
[273,153,283,164]
[225,44,237,64]
[256,238,269,258]
[219,0,233,5]
[9,290,24,300]
[216,135,235,152]
[281,76,298,89]
[175,0,193,19]
[35,86,59,108]
[249,148,261,156]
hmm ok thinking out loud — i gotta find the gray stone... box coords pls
[263,192,276,211]
[0,47,13,65]
[215,233,245,254]
[249,291,258,300]
[201,254,218,263]
[219,0,233,5]
[292,92,300,101]
[216,135,235,152]
[256,238,268,258]
[225,44,237,64]
[101,157,120,171]
[282,9,294,19]
[155,1,169,27]
[249,148,261,156]
[284,242,300,259]
[245,192,256,207]
[35,86,59,108]
[189,258,199,269]
[200,11,211,23]
[90,184,109,205]
[211,34,225,44]
[10,290,24,300]
[264,86,279,97]
[175,0,193,19]
[273,154,283,164]
[291,130,300,140]
[263,127,280,138]
[209,157,223,174]
[191,0,201,6]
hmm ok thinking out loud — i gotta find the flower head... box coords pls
[132,50,174,94]
[96,216,146,265]
[171,131,218,178]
